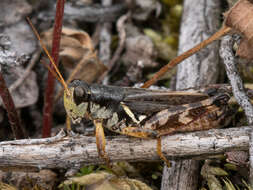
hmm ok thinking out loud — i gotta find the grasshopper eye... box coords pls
[74,86,89,105]
[75,86,84,97]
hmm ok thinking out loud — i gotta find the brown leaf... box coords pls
[61,171,152,190]
[42,27,107,83]
[224,0,253,59]
[236,38,253,59]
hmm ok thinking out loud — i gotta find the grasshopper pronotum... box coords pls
[28,18,234,167]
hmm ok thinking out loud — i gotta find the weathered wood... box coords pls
[163,0,222,189]
[161,160,200,190]
[0,127,250,171]
[220,35,253,124]
[38,2,127,23]
[220,34,253,187]
[175,0,221,90]
[99,0,112,68]
[250,131,253,186]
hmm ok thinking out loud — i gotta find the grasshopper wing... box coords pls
[122,88,209,115]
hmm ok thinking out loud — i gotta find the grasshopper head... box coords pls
[27,18,90,124]
[64,80,90,124]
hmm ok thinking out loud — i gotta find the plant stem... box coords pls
[42,0,65,137]
[0,72,24,139]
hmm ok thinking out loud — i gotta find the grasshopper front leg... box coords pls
[93,120,110,168]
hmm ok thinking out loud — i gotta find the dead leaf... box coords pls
[236,38,253,59]
[61,171,152,190]
[224,0,253,59]
[42,27,107,84]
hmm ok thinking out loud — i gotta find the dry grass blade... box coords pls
[141,26,231,88]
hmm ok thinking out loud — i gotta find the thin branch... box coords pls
[38,2,127,23]
[0,126,250,171]
[220,35,253,124]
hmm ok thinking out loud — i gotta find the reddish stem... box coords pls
[0,72,24,139]
[42,0,65,137]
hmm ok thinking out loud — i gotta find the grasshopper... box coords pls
[28,19,234,167]
[63,81,233,166]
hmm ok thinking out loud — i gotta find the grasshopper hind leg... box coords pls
[157,137,171,167]
[121,126,171,167]
[94,121,171,168]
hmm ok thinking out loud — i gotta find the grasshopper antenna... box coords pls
[26,17,70,96]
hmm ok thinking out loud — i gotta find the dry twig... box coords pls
[220,35,253,124]
[0,127,250,171]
